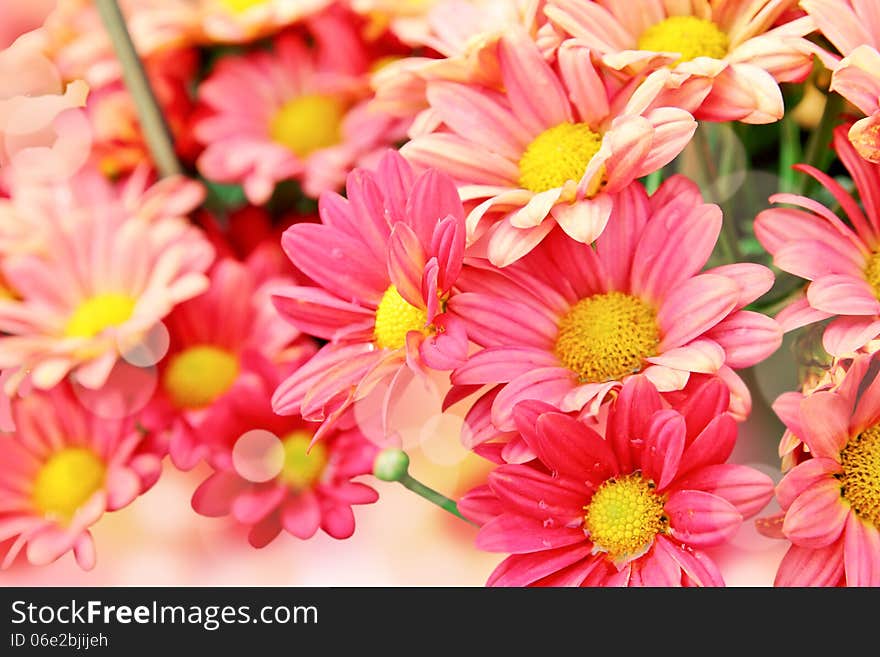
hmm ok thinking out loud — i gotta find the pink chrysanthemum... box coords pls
[460,376,775,586]
[542,0,816,124]
[0,383,161,570]
[271,151,469,440]
[401,30,697,266]
[771,351,880,586]
[191,374,378,548]
[802,0,880,161]
[0,167,213,392]
[142,251,316,470]
[450,177,780,441]
[194,28,408,204]
[755,125,880,357]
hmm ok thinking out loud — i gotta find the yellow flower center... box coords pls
[65,293,136,338]
[584,473,668,563]
[373,285,429,350]
[555,291,659,383]
[637,16,729,63]
[864,252,880,299]
[269,94,346,158]
[280,431,328,490]
[518,122,604,194]
[32,448,106,523]
[162,345,240,409]
[220,0,266,13]
[840,424,880,527]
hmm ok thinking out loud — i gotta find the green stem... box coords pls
[95,0,182,178]
[797,92,844,195]
[398,473,477,527]
[693,126,741,264]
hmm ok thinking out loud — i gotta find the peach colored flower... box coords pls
[543,0,817,124]
[0,31,90,184]
[402,30,697,266]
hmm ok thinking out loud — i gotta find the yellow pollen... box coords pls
[839,424,880,527]
[518,122,604,194]
[65,293,136,338]
[584,473,668,563]
[269,94,346,158]
[637,16,729,64]
[32,448,106,523]
[220,0,266,13]
[555,291,659,383]
[163,345,240,409]
[280,431,328,490]
[864,252,880,299]
[373,285,429,350]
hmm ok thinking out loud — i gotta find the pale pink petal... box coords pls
[799,391,852,458]
[843,513,880,587]
[807,275,880,316]
[657,275,740,349]
[823,316,880,357]
[666,490,742,548]
[776,458,841,510]
[775,541,845,587]
[782,479,849,548]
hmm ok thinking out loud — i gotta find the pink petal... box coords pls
[281,491,321,540]
[320,503,356,539]
[823,315,880,357]
[807,274,880,316]
[657,275,739,350]
[477,513,586,554]
[677,414,738,476]
[843,513,880,586]
[782,479,849,548]
[387,222,428,308]
[706,311,782,368]
[452,346,559,385]
[799,391,851,458]
[696,63,784,124]
[666,490,742,548]
[647,339,725,374]
[776,457,841,510]
[486,544,594,587]
[231,484,287,525]
[775,297,832,333]
[492,368,575,431]
[775,541,844,587]
[535,411,619,480]
[551,197,613,244]
[671,464,774,518]
[191,472,247,517]
[654,535,724,587]
[641,410,685,490]
[488,466,585,523]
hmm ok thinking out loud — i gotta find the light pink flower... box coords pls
[450,177,780,443]
[401,30,697,266]
[0,383,161,570]
[772,351,880,586]
[271,151,469,440]
[755,125,880,357]
[141,252,316,470]
[195,28,408,204]
[191,382,378,548]
[0,167,213,393]
[543,0,817,124]
[460,376,774,586]
[0,31,90,185]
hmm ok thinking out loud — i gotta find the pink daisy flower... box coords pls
[191,374,378,548]
[195,27,408,204]
[755,125,880,357]
[271,150,469,440]
[450,177,781,438]
[0,383,161,570]
[772,351,880,586]
[542,0,817,124]
[0,167,214,393]
[142,252,316,470]
[802,0,880,161]
[460,376,775,586]
[401,30,697,266]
